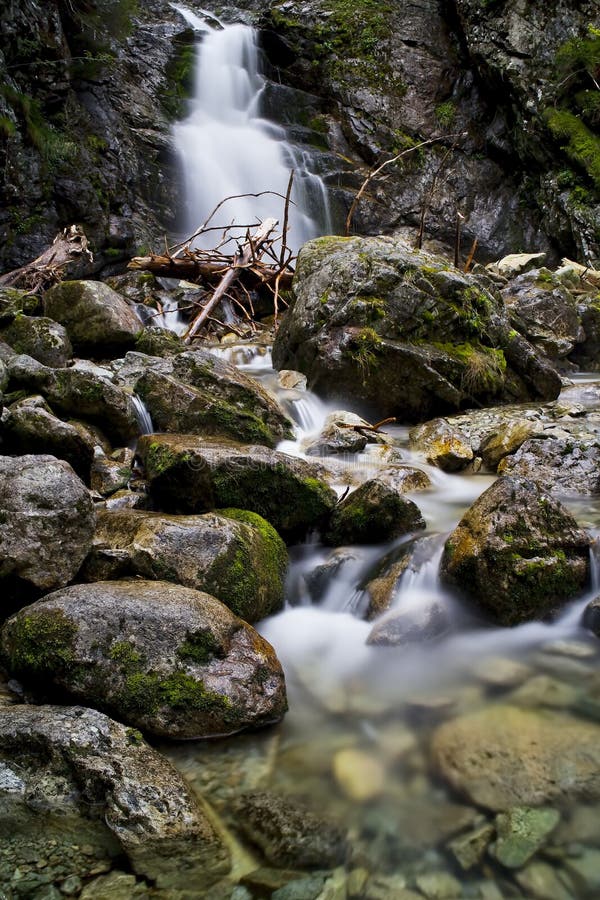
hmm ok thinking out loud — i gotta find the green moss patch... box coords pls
[3,608,77,677]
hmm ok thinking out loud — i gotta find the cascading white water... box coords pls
[172,10,331,252]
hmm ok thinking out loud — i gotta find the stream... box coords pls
[159,344,600,898]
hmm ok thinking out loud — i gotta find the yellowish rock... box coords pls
[332,748,386,801]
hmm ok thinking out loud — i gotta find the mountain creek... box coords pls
[1,1,600,899]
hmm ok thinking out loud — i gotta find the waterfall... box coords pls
[172,10,331,253]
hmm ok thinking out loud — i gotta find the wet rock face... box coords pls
[498,435,600,496]
[80,507,288,623]
[1,580,287,739]
[431,704,600,811]
[273,236,561,422]
[0,454,95,596]
[137,433,337,540]
[0,704,230,889]
[440,476,590,625]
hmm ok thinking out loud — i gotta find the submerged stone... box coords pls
[1,580,287,739]
[491,806,560,869]
[431,705,600,811]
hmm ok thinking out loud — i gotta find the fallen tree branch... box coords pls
[0,225,93,293]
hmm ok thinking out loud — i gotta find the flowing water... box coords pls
[172,7,331,253]
[164,346,600,899]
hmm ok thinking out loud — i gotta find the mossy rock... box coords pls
[440,476,590,625]
[137,434,337,540]
[80,508,287,622]
[0,288,42,323]
[0,315,72,367]
[323,477,426,545]
[0,580,287,739]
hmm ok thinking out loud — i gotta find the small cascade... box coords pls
[172,10,331,253]
[153,293,188,336]
[131,394,154,435]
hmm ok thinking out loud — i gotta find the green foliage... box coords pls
[162,34,196,119]
[0,85,78,169]
[347,326,383,382]
[0,116,16,139]
[435,101,456,129]
[545,108,600,190]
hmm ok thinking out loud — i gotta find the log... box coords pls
[183,218,278,343]
[128,252,293,290]
[0,225,93,293]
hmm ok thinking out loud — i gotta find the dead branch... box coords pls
[183,217,278,343]
[0,225,93,294]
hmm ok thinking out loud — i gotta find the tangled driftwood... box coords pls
[0,225,93,294]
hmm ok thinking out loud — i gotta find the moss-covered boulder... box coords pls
[1,580,287,739]
[0,454,95,596]
[272,236,561,423]
[0,288,42,323]
[135,325,186,358]
[81,508,287,623]
[323,475,426,545]
[431,705,600,811]
[133,349,293,448]
[440,476,590,625]
[6,355,141,444]
[43,280,142,356]
[0,315,72,367]
[0,704,230,889]
[0,395,95,482]
[137,434,337,540]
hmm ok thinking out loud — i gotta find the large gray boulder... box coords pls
[431,705,600,811]
[272,236,561,422]
[0,455,95,595]
[0,395,95,482]
[0,315,72,367]
[131,348,293,448]
[440,477,590,624]
[1,580,287,739]
[44,280,143,355]
[501,269,583,360]
[137,433,337,540]
[81,508,288,623]
[498,435,600,496]
[0,704,230,889]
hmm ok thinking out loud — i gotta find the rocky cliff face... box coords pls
[1,0,598,270]
[256,0,599,264]
[0,0,193,270]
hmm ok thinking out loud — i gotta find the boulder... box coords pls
[0,315,72,367]
[498,435,600,495]
[137,433,337,539]
[431,705,600,811]
[43,280,142,355]
[0,704,229,889]
[80,508,287,623]
[305,410,371,456]
[490,806,560,869]
[133,349,293,447]
[135,325,186,357]
[0,287,42,323]
[1,580,287,739]
[490,253,547,278]
[272,236,561,423]
[501,269,583,359]
[323,475,425,545]
[440,477,589,624]
[366,599,451,646]
[582,596,600,636]
[0,396,95,482]
[0,454,95,595]
[234,791,347,869]
[409,417,474,471]
[479,419,538,470]
[90,452,132,497]
[6,355,141,444]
